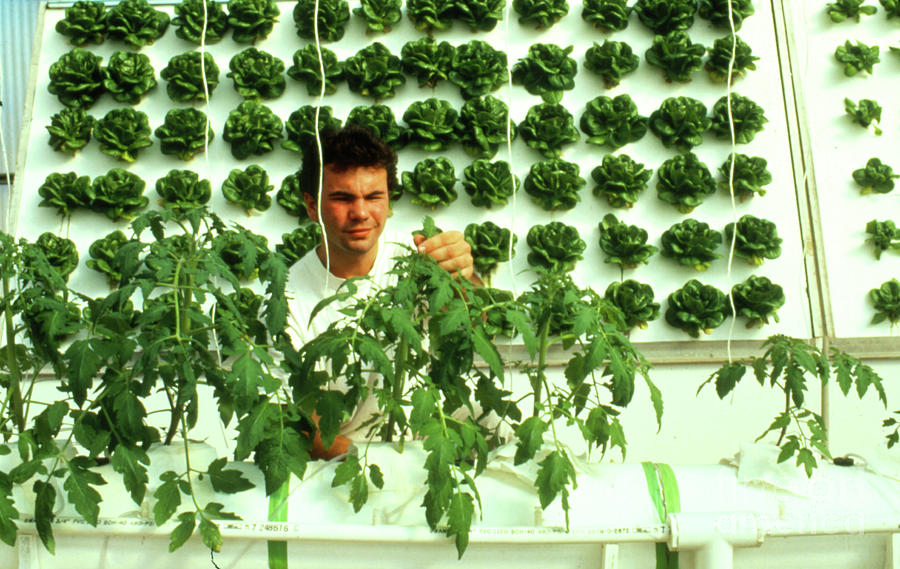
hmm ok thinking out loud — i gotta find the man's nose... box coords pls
[349,200,368,219]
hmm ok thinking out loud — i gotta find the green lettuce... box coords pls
[346,104,408,150]
[47,107,95,156]
[519,103,579,158]
[464,221,517,276]
[87,230,132,287]
[634,0,696,33]
[154,107,214,161]
[583,40,640,88]
[228,0,280,43]
[344,42,406,99]
[665,279,729,337]
[462,159,519,208]
[844,98,883,135]
[706,35,759,82]
[401,37,455,88]
[48,48,105,108]
[38,172,93,217]
[457,96,516,159]
[55,1,107,45]
[402,157,458,208]
[513,0,569,28]
[523,159,585,211]
[90,168,149,221]
[732,275,785,327]
[512,43,578,103]
[656,152,716,213]
[403,98,459,151]
[449,40,508,99]
[710,93,768,144]
[222,165,274,213]
[605,280,660,330]
[865,219,900,260]
[648,96,710,151]
[282,105,342,154]
[870,279,900,326]
[103,50,157,104]
[227,47,286,99]
[645,30,706,83]
[660,218,722,271]
[293,0,350,42]
[719,153,771,200]
[598,214,657,268]
[591,153,652,208]
[173,0,230,43]
[582,0,631,31]
[95,108,153,162]
[834,40,880,76]
[160,51,220,102]
[354,0,403,32]
[277,223,322,266]
[853,158,898,194]
[222,100,284,159]
[105,0,169,48]
[155,169,212,211]
[580,94,647,149]
[287,45,343,96]
[724,214,782,265]
[526,221,586,273]
[697,0,755,29]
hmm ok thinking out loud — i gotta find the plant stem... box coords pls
[776,389,790,446]
[385,336,408,442]
[2,273,25,434]
[533,318,551,418]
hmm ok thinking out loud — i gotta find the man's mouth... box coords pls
[346,227,372,237]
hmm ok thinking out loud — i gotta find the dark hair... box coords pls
[299,124,399,199]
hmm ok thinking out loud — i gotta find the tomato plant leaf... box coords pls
[207,457,255,494]
[169,511,196,552]
[63,457,105,526]
[153,472,182,526]
[514,416,548,465]
[448,492,475,558]
[111,444,149,505]
[535,450,576,509]
[34,480,56,554]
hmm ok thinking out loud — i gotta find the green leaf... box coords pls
[199,516,222,552]
[64,339,101,407]
[64,458,105,526]
[714,362,745,398]
[535,450,576,509]
[795,448,817,478]
[207,457,255,494]
[111,445,149,505]
[506,308,537,358]
[315,391,346,450]
[472,326,504,378]
[777,437,799,464]
[153,473,182,526]
[0,484,18,546]
[643,374,664,430]
[349,473,368,513]
[203,502,241,521]
[368,464,384,489]
[34,480,56,554]
[169,511,196,552]
[513,416,548,465]
[410,388,437,430]
[332,454,361,488]
[448,492,475,558]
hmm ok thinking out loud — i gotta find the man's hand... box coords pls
[414,231,480,283]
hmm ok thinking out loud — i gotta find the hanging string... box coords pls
[502,0,517,299]
[724,0,740,365]
[312,0,331,291]
[0,46,13,236]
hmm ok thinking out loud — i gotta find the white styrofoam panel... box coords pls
[794,2,900,339]
[12,0,812,347]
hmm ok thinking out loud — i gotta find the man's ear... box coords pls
[303,192,319,222]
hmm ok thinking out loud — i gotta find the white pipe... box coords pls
[695,538,734,569]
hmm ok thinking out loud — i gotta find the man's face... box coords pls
[304,164,391,265]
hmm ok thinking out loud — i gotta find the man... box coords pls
[287,125,479,458]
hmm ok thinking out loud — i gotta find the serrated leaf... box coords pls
[368,464,384,489]
[203,502,241,521]
[643,374,664,430]
[65,339,101,407]
[506,308,537,359]
[448,492,474,559]
[153,474,182,526]
[64,458,105,526]
[349,473,368,513]
[472,326,504,378]
[795,448,817,478]
[410,388,438,430]
[777,438,799,463]
[714,362,745,399]
[111,445,149,505]
[332,454,361,488]
[169,511,196,552]
[514,416,548,465]
[199,516,222,552]
[315,391,346,450]
[207,457,255,494]
[0,484,18,546]
[34,480,56,554]
[535,450,576,510]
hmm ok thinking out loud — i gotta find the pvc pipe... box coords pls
[668,512,762,550]
[694,538,734,569]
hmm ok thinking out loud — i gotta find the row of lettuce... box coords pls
[55,0,759,48]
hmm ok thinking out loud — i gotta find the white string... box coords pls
[503,0,517,298]
[312,0,331,292]
[0,35,12,236]
[724,1,739,364]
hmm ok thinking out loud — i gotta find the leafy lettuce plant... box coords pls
[48,48,105,108]
[519,103,579,158]
[227,47,286,99]
[870,279,900,325]
[344,42,406,99]
[660,218,722,271]
[648,96,710,151]
[173,0,230,43]
[222,165,273,213]
[732,275,785,327]
[591,153,652,208]
[456,0,505,31]
[402,37,455,88]
[512,44,578,104]
[719,153,771,201]
[449,40,508,99]
[598,214,657,269]
[403,98,460,151]
[406,0,456,32]
[583,40,640,88]
[38,172,93,217]
[276,171,309,218]
[605,279,660,330]
[706,34,759,83]
[462,159,519,208]
[293,0,350,42]
[90,168,149,220]
[710,94,768,144]
[513,0,569,28]
[95,108,153,162]
[834,40,880,76]
[634,0,695,33]
[46,107,95,156]
[475,287,515,337]
[524,159,585,211]
[228,0,280,43]
[725,215,782,265]
[354,0,403,32]
[697,0,755,29]
[865,219,900,259]
[580,94,648,149]
[656,152,716,213]
[33,233,79,283]
[213,229,270,281]
[346,104,407,150]
[288,45,344,96]
[826,0,877,22]
[105,0,169,48]
[844,98,882,135]
[87,230,131,286]
[223,100,284,159]
[464,221,517,277]
[582,0,631,31]
[282,105,342,154]
[103,50,157,104]
[160,51,220,102]
[402,157,458,208]
[155,169,213,211]
[526,222,586,272]
[55,1,107,45]
[882,0,900,17]
[277,223,322,266]
[645,31,706,82]
[853,157,898,194]
[665,279,728,337]
[154,107,214,161]
[457,96,516,159]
